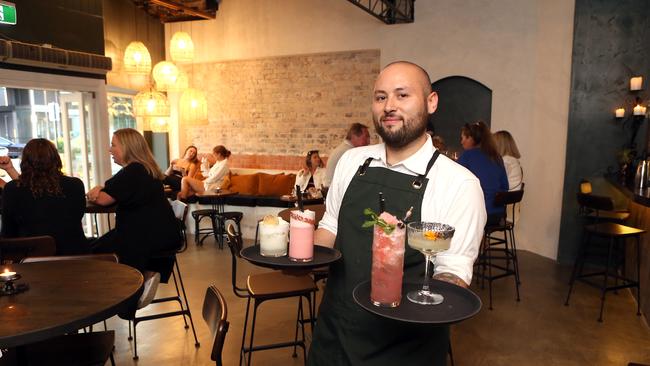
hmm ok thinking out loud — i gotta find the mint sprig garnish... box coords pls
[362,208,395,235]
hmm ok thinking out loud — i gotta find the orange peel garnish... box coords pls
[424,231,439,240]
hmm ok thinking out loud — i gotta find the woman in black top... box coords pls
[87,128,180,274]
[1,139,88,255]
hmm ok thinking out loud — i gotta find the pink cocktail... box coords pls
[288,209,315,262]
[371,223,406,307]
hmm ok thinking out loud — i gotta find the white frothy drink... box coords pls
[259,216,289,257]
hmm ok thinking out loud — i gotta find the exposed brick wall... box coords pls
[180,49,379,169]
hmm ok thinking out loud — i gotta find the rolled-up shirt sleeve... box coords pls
[429,179,486,286]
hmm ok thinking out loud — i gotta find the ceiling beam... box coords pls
[346,0,415,24]
[148,0,215,20]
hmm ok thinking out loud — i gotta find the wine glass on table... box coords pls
[406,222,455,305]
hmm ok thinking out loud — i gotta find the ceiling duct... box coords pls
[0,40,112,75]
[347,0,415,24]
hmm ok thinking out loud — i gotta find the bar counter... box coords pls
[608,179,650,323]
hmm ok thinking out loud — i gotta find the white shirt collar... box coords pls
[362,135,436,176]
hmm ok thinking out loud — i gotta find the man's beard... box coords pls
[373,111,428,148]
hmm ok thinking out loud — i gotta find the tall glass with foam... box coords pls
[288,209,315,262]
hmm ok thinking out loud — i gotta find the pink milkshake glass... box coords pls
[370,223,406,307]
[288,209,315,262]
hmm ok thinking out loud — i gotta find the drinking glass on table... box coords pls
[406,222,455,305]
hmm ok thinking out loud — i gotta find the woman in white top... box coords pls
[493,130,523,191]
[295,150,326,193]
[178,145,231,199]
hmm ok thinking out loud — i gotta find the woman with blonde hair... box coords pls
[178,145,231,199]
[493,130,523,191]
[87,128,180,274]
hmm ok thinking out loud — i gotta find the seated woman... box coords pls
[177,145,231,200]
[163,145,201,191]
[87,128,181,275]
[295,150,326,195]
[458,121,509,226]
[493,130,523,191]
[1,139,88,255]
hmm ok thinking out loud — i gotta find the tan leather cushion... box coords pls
[229,173,259,195]
[258,173,295,196]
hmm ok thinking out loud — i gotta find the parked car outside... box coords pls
[0,136,25,159]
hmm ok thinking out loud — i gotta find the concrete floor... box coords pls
[106,235,650,366]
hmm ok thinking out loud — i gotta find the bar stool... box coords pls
[474,188,524,310]
[214,211,243,249]
[225,224,316,366]
[565,193,643,322]
[192,208,220,246]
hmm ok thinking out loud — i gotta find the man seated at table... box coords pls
[307,61,486,366]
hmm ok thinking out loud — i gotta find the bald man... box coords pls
[308,61,486,365]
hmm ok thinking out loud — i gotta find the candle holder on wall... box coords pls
[615,77,648,150]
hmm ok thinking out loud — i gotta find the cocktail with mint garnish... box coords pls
[363,208,406,308]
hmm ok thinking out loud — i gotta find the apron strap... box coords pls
[412,150,440,189]
[357,157,374,176]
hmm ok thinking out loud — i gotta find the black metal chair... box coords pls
[474,188,524,310]
[202,285,230,366]
[225,223,316,366]
[565,192,643,322]
[127,247,201,360]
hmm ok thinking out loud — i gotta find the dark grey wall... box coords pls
[558,0,650,263]
[0,0,104,54]
[428,76,492,153]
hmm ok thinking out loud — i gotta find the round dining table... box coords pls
[0,260,143,348]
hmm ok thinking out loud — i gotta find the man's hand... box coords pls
[433,272,469,288]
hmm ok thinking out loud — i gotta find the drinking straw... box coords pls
[295,185,304,211]
[379,192,385,213]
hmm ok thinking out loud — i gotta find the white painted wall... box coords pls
[165,0,575,259]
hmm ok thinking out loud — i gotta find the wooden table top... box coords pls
[196,190,238,204]
[0,260,143,348]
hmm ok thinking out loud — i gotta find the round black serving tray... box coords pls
[353,280,482,324]
[240,245,341,270]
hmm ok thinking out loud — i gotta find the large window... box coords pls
[107,93,136,174]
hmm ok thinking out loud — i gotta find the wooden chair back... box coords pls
[202,285,229,366]
[0,236,56,264]
[21,253,119,264]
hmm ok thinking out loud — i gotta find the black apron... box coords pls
[308,151,449,366]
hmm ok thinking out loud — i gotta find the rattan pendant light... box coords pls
[123,41,152,75]
[169,31,195,63]
[148,117,169,132]
[134,90,170,117]
[167,69,189,92]
[152,61,179,91]
[179,88,208,125]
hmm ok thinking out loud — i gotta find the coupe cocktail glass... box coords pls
[406,222,455,305]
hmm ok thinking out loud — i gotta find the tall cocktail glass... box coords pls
[406,222,455,305]
[370,223,406,307]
